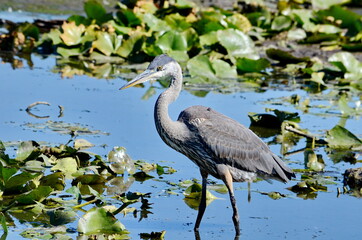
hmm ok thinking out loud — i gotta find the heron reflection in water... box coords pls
[120,54,295,236]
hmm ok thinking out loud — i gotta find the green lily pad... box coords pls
[187,55,236,80]
[78,207,126,235]
[143,13,171,32]
[266,48,310,64]
[248,109,299,129]
[92,32,122,56]
[226,13,252,32]
[47,209,77,226]
[4,171,41,193]
[183,183,217,210]
[164,13,191,31]
[326,125,362,149]
[217,29,256,58]
[316,5,362,36]
[157,31,188,52]
[271,15,292,31]
[51,157,78,177]
[116,32,143,58]
[328,52,362,76]
[84,0,111,24]
[304,149,325,171]
[116,9,141,27]
[15,141,39,162]
[15,186,53,205]
[312,0,350,10]
[236,58,270,73]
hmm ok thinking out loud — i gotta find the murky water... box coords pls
[1,52,361,239]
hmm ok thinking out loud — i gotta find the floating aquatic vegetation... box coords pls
[0,139,177,239]
[22,120,110,136]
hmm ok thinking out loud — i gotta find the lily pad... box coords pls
[15,141,39,162]
[183,183,217,209]
[78,207,127,235]
[266,48,310,64]
[326,125,362,149]
[271,15,292,31]
[15,186,53,205]
[217,29,256,58]
[236,58,270,73]
[60,22,85,46]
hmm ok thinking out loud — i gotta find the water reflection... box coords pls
[194,230,240,240]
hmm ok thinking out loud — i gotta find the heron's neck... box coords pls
[154,65,188,146]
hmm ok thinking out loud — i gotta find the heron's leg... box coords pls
[194,170,208,231]
[217,165,240,236]
[248,182,251,203]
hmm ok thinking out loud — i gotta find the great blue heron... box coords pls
[120,54,295,235]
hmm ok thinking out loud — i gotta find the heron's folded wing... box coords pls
[181,106,292,181]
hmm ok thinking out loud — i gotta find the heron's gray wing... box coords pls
[178,106,293,182]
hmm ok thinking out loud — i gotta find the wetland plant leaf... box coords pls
[271,15,292,31]
[183,183,217,210]
[92,32,122,56]
[199,31,218,46]
[288,179,327,199]
[116,9,141,27]
[142,13,170,32]
[248,109,299,128]
[116,32,143,58]
[40,172,65,191]
[78,207,126,235]
[226,13,252,32]
[328,52,362,79]
[51,157,78,177]
[47,209,77,226]
[266,48,310,64]
[157,31,188,52]
[140,230,166,239]
[74,138,94,150]
[260,191,286,200]
[60,22,85,46]
[72,174,106,185]
[217,29,256,58]
[326,125,362,149]
[15,141,39,162]
[183,183,217,200]
[133,171,154,182]
[312,0,350,10]
[57,46,82,58]
[15,186,53,205]
[187,55,215,80]
[316,5,362,36]
[0,212,7,234]
[0,164,17,189]
[164,13,191,31]
[5,171,41,193]
[84,0,111,24]
[236,58,270,73]
[304,149,325,171]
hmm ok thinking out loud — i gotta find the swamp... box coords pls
[0,0,361,239]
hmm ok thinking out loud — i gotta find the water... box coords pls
[1,51,362,239]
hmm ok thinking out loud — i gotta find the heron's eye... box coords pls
[157,66,163,71]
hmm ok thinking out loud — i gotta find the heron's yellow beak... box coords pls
[120,69,157,90]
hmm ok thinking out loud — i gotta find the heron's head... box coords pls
[120,54,177,90]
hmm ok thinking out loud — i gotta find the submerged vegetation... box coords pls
[0,0,362,238]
